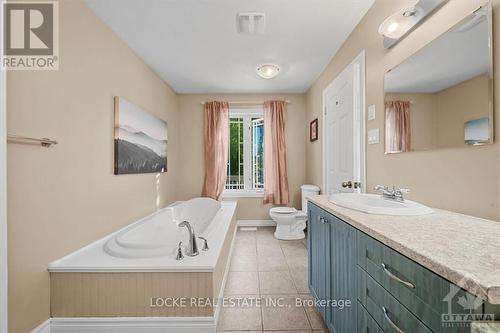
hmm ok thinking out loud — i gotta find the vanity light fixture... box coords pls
[378,0,448,49]
[378,6,422,40]
[256,64,280,79]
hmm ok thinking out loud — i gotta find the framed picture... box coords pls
[114,96,168,174]
[310,118,318,142]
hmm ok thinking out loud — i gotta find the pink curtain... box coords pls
[201,101,229,200]
[263,101,290,205]
[385,101,412,153]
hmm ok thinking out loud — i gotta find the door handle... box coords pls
[317,216,328,224]
[342,181,352,188]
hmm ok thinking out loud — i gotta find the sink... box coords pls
[328,193,433,216]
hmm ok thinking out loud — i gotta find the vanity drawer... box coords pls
[357,301,384,333]
[358,267,433,333]
[357,231,481,332]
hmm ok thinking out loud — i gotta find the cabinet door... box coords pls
[327,213,358,333]
[308,204,330,321]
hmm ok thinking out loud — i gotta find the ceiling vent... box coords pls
[237,12,265,34]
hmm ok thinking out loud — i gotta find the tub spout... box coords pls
[179,221,199,257]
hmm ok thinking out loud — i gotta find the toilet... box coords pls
[269,184,321,240]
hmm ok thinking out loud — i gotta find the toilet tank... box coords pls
[301,185,321,213]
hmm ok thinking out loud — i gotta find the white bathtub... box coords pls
[49,198,237,272]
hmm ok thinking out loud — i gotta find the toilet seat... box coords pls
[270,207,297,214]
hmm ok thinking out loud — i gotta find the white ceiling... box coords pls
[85,0,375,94]
[385,13,490,94]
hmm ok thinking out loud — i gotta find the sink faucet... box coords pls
[179,221,199,257]
[374,185,409,202]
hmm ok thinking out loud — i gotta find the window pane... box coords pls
[226,117,244,190]
[252,117,264,190]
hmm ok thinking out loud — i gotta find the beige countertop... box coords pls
[308,195,500,304]
[472,322,500,333]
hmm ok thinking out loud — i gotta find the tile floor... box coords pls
[217,227,328,332]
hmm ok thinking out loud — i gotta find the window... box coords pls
[225,109,264,196]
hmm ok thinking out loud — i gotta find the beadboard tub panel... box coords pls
[50,271,214,317]
[213,214,237,299]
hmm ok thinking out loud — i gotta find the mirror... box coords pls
[384,4,493,154]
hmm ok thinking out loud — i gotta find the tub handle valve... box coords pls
[176,242,184,261]
[198,237,209,251]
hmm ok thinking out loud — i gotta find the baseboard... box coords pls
[237,219,275,227]
[31,319,51,333]
[42,219,239,333]
[50,317,216,333]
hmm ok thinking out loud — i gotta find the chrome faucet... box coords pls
[179,221,199,257]
[374,185,410,202]
[176,242,184,261]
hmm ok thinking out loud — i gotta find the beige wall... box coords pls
[177,94,307,220]
[7,1,179,332]
[306,0,500,220]
[435,74,491,148]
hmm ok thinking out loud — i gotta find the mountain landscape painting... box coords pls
[114,97,168,174]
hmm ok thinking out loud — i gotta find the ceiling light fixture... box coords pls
[256,64,280,79]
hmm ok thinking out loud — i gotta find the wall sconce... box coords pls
[378,0,448,49]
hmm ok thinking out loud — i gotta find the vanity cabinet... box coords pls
[308,203,488,333]
[308,203,358,333]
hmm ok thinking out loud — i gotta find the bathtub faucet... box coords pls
[179,221,199,257]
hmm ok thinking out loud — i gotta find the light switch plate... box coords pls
[368,128,380,145]
[368,105,376,121]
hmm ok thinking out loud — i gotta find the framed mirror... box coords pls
[384,3,493,154]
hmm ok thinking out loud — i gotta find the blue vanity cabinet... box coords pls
[308,203,330,321]
[326,212,358,333]
[308,203,358,333]
[357,231,482,333]
[308,202,490,333]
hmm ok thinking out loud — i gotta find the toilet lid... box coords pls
[270,207,297,214]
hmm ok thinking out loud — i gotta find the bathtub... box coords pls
[48,198,238,333]
[49,197,237,272]
[104,197,224,260]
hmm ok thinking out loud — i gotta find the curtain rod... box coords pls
[200,100,291,106]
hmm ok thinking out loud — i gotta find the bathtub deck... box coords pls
[48,202,237,272]
[50,202,237,318]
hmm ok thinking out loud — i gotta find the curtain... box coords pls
[263,100,290,205]
[385,101,411,153]
[201,101,229,200]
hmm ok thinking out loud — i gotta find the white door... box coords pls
[323,51,366,195]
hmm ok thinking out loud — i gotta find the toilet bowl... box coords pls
[269,207,308,240]
[269,184,320,240]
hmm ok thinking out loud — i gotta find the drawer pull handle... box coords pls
[381,263,415,289]
[382,306,405,333]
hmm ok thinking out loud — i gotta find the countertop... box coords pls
[308,195,500,304]
[472,322,500,333]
